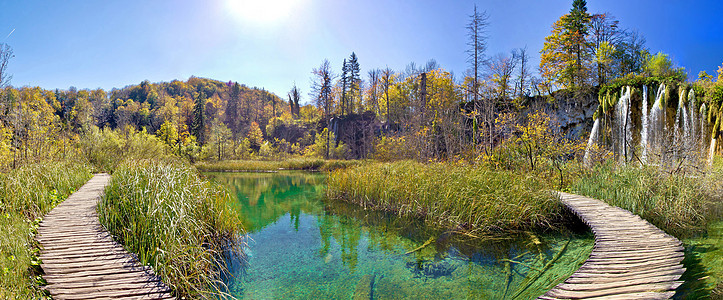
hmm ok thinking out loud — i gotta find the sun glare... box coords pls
[225,0,300,26]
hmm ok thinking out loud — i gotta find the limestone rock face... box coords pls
[521,92,598,140]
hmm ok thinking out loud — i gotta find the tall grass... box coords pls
[98,159,243,298]
[327,160,563,233]
[571,163,721,238]
[0,160,93,298]
[195,158,361,172]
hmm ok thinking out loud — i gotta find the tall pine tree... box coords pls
[288,84,301,118]
[540,0,593,90]
[225,82,241,137]
[565,0,591,87]
[192,92,206,144]
[340,58,349,115]
[348,52,361,114]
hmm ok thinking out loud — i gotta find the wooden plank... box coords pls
[41,256,139,270]
[568,265,685,280]
[546,282,682,298]
[583,291,676,300]
[49,281,170,296]
[40,252,131,263]
[556,276,683,291]
[56,291,174,300]
[40,240,120,251]
[42,261,149,275]
[585,251,683,263]
[564,274,681,285]
[591,245,684,256]
[48,275,162,290]
[44,270,158,285]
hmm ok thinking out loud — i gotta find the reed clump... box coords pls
[571,163,722,238]
[98,159,243,298]
[327,160,562,233]
[0,160,92,298]
[195,158,361,172]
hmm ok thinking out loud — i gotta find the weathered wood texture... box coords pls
[539,192,685,300]
[37,174,174,300]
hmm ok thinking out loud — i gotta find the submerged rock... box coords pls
[406,260,457,279]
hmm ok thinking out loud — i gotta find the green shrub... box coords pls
[79,126,174,172]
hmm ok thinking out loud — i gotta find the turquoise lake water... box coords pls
[206,171,593,299]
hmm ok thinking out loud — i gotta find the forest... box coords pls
[0,0,721,298]
[0,2,721,172]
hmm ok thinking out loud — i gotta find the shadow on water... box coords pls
[206,171,593,299]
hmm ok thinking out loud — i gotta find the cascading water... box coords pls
[641,85,649,162]
[689,90,698,149]
[614,86,632,162]
[673,89,686,161]
[649,84,665,159]
[700,102,708,159]
[583,118,600,166]
[595,83,714,167]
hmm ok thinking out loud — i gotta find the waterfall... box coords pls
[688,90,698,159]
[583,118,601,166]
[615,86,632,162]
[641,85,649,163]
[674,91,682,141]
[649,84,665,158]
[701,103,708,162]
[597,82,716,168]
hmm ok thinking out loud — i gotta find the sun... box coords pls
[225,0,300,26]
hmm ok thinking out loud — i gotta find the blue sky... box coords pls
[1,0,721,103]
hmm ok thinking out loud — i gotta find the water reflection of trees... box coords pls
[206,172,326,232]
[318,197,565,271]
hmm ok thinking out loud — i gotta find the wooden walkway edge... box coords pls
[539,192,685,300]
[37,174,175,300]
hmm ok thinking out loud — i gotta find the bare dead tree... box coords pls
[310,59,335,159]
[466,5,490,153]
[381,67,393,123]
[514,46,530,99]
[367,69,380,115]
[0,43,14,88]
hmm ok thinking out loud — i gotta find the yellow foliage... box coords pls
[483,110,585,173]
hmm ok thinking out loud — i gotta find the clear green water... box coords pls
[207,171,593,300]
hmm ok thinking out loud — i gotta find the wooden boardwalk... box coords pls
[36,174,174,300]
[540,192,685,300]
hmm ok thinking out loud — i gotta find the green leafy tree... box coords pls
[156,120,178,147]
[207,118,232,160]
[642,52,685,79]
